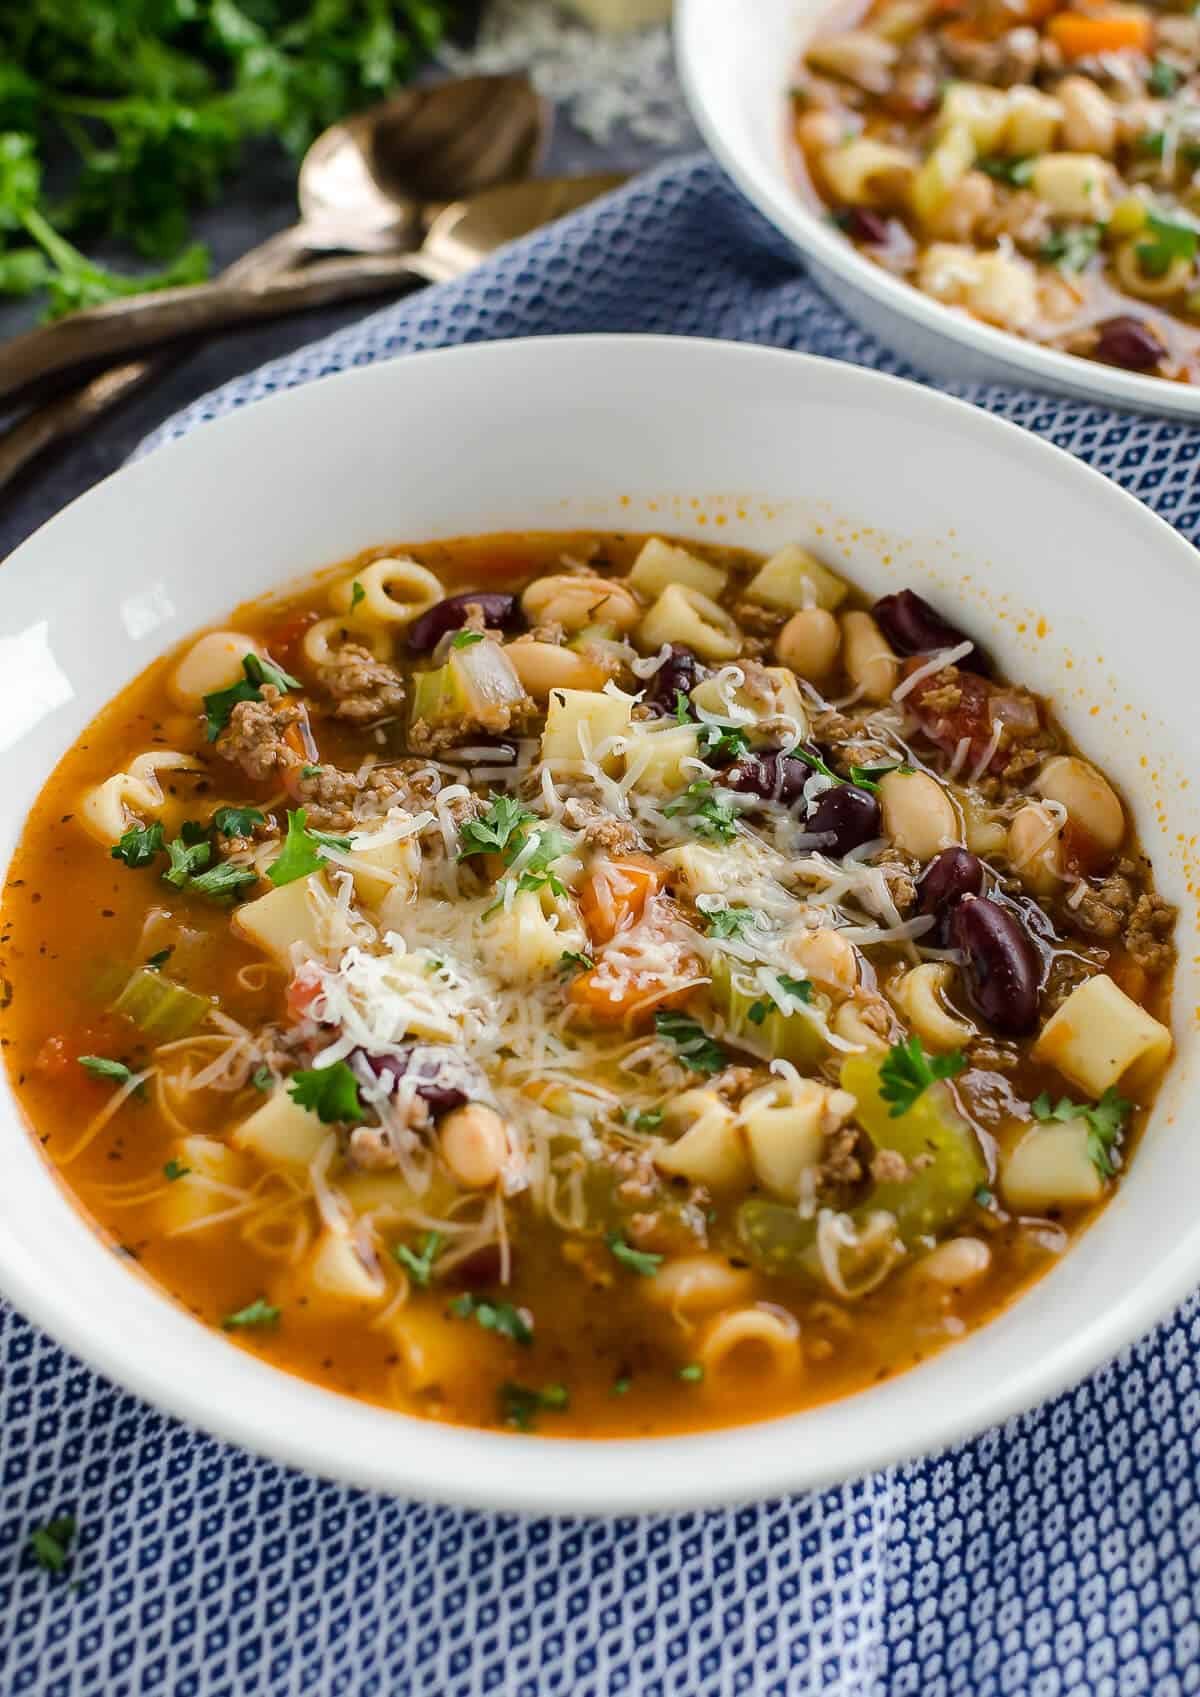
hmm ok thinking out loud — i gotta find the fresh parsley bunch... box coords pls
[0,0,452,319]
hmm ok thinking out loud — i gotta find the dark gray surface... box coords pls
[0,120,690,561]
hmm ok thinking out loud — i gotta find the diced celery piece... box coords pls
[709,956,827,1072]
[736,1199,818,1276]
[409,643,525,732]
[112,967,210,1039]
[839,1053,986,1241]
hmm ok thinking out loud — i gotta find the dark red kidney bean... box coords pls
[805,784,881,855]
[407,591,521,654]
[951,896,1040,1036]
[873,589,988,675]
[835,206,890,244]
[1094,315,1165,373]
[647,644,711,712]
[353,1047,469,1116]
[723,751,811,808]
[918,848,984,920]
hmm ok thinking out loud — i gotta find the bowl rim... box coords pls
[3,332,1199,1516]
[674,0,1200,417]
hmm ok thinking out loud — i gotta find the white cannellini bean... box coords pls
[440,1104,509,1189]
[840,610,898,702]
[776,607,841,681]
[878,768,959,861]
[1034,756,1124,859]
[914,1237,991,1287]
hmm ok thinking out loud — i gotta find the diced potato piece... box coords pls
[937,83,1009,152]
[1001,1124,1103,1211]
[1034,973,1172,1095]
[345,829,420,908]
[744,544,848,613]
[390,1303,482,1393]
[1003,87,1062,155]
[1029,152,1115,220]
[738,1081,828,1200]
[159,1135,254,1233]
[911,123,975,224]
[232,1089,327,1171]
[233,873,326,966]
[654,1089,751,1190]
[478,888,586,983]
[691,665,809,743]
[622,723,701,796]
[540,687,634,773]
[628,538,727,601]
[303,1227,388,1309]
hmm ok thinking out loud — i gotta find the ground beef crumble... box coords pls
[314,643,407,724]
[215,687,304,782]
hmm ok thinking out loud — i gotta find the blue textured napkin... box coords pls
[6,154,1200,1697]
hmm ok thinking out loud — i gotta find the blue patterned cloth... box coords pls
[5,153,1200,1697]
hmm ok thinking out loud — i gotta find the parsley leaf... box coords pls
[848,762,909,792]
[221,1299,281,1332]
[163,1158,190,1181]
[163,834,211,888]
[1137,211,1199,279]
[79,1055,132,1084]
[673,693,750,765]
[393,1232,442,1288]
[251,1065,273,1092]
[268,808,333,887]
[663,780,739,842]
[705,906,756,940]
[1149,58,1182,96]
[287,1061,363,1125]
[976,154,1034,186]
[1040,223,1103,273]
[625,1107,664,1131]
[110,821,164,868]
[791,745,843,784]
[212,806,264,837]
[27,1514,75,1575]
[1031,1086,1132,1177]
[185,860,259,902]
[559,949,595,973]
[498,1381,569,1431]
[606,1231,663,1277]
[203,653,301,741]
[778,974,814,1003]
[451,630,485,649]
[654,1010,727,1075]
[450,1292,533,1344]
[677,1363,705,1383]
[458,795,537,860]
[350,581,365,611]
[878,1034,966,1117]
[511,826,570,899]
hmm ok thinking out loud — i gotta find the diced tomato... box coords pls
[287,971,322,1019]
[904,663,1040,777]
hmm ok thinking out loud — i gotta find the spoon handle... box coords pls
[0,253,437,408]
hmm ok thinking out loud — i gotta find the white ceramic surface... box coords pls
[0,336,1197,1515]
[676,0,1200,417]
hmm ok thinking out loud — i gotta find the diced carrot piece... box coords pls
[568,965,692,1029]
[1047,9,1151,58]
[578,854,666,946]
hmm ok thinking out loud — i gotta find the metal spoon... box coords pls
[0,174,626,492]
[0,73,549,484]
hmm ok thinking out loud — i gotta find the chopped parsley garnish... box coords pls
[748,975,813,1025]
[626,1107,664,1132]
[251,1065,273,1092]
[511,826,570,899]
[1031,1086,1131,1178]
[221,1298,281,1332]
[1039,223,1102,273]
[163,834,211,887]
[606,1232,663,1277]
[450,1292,533,1345]
[27,1515,76,1575]
[498,1380,569,1431]
[186,861,259,901]
[203,653,301,741]
[677,1363,704,1383]
[663,780,739,842]
[287,1060,363,1125]
[705,906,755,940]
[878,1035,966,1118]
[301,764,322,779]
[212,806,264,837]
[110,821,165,867]
[457,794,537,860]
[163,1158,190,1181]
[145,947,173,969]
[976,154,1034,186]
[350,580,365,611]
[1137,211,1199,279]
[450,629,485,649]
[673,693,750,765]
[79,1055,132,1084]
[558,949,595,973]
[268,807,347,887]
[1149,58,1182,96]
[612,1377,632,1396]
[654,1010,727,1075]
[848,762,910,792]
[791,745,842,784]
[393,1231,442,1288]
[973,1184,993,1207]
[748,1000,769,1025]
